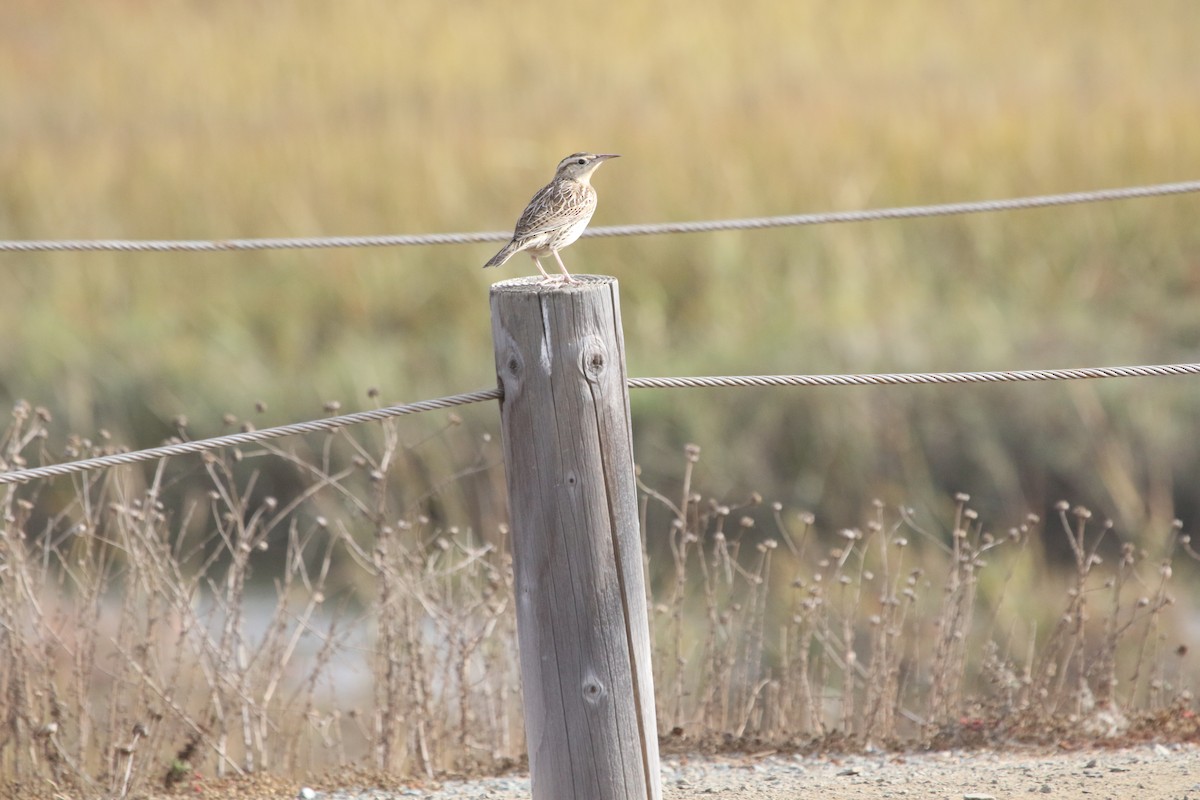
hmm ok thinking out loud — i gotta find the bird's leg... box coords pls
[530,255,554,281]
[552,251,578,284]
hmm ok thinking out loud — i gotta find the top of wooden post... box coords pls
[489,275,616,294]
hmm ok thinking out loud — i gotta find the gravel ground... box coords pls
[299,743,1200,800]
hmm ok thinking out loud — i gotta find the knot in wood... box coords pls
[581,674,607,705]
[580,336,608,382]
[492,324,526,392]
[494,336,526,402]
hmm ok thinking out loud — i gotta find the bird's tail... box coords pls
[483,241,518,269]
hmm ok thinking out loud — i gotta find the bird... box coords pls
[484,152,619,283]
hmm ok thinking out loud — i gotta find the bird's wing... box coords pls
[512,181,594,238]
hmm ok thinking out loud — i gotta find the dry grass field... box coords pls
[2,1,1200,795]
[2,414,1198,796]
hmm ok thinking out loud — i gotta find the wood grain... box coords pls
[490,275,660,800]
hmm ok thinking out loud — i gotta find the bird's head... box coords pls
[553,152,620,183]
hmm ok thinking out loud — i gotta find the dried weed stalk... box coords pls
[1,412,1196,795]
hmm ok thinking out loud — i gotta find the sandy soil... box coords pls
[655,744,1199,799]
[152,743,1199,799]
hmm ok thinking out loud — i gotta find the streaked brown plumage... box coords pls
[484,152,619,283]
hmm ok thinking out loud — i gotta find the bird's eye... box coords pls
[576,158,587,165]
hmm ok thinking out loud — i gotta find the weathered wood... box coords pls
[490,275,661,800]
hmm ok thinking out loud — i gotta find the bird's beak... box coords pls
[596,154,620,161]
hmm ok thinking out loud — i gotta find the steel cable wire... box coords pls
[3,362,1199,485]
[1,180,1197,253]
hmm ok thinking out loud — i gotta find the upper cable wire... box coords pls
[1,179,1197,253]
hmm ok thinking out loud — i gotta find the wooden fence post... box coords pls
[490,275,661,800]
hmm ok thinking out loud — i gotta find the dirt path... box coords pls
[280,743,1200,800]
[656,744,1198,799]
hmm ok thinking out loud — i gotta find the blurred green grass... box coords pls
[2,0,1200,531]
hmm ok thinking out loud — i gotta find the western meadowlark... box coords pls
[484,152,619,283]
